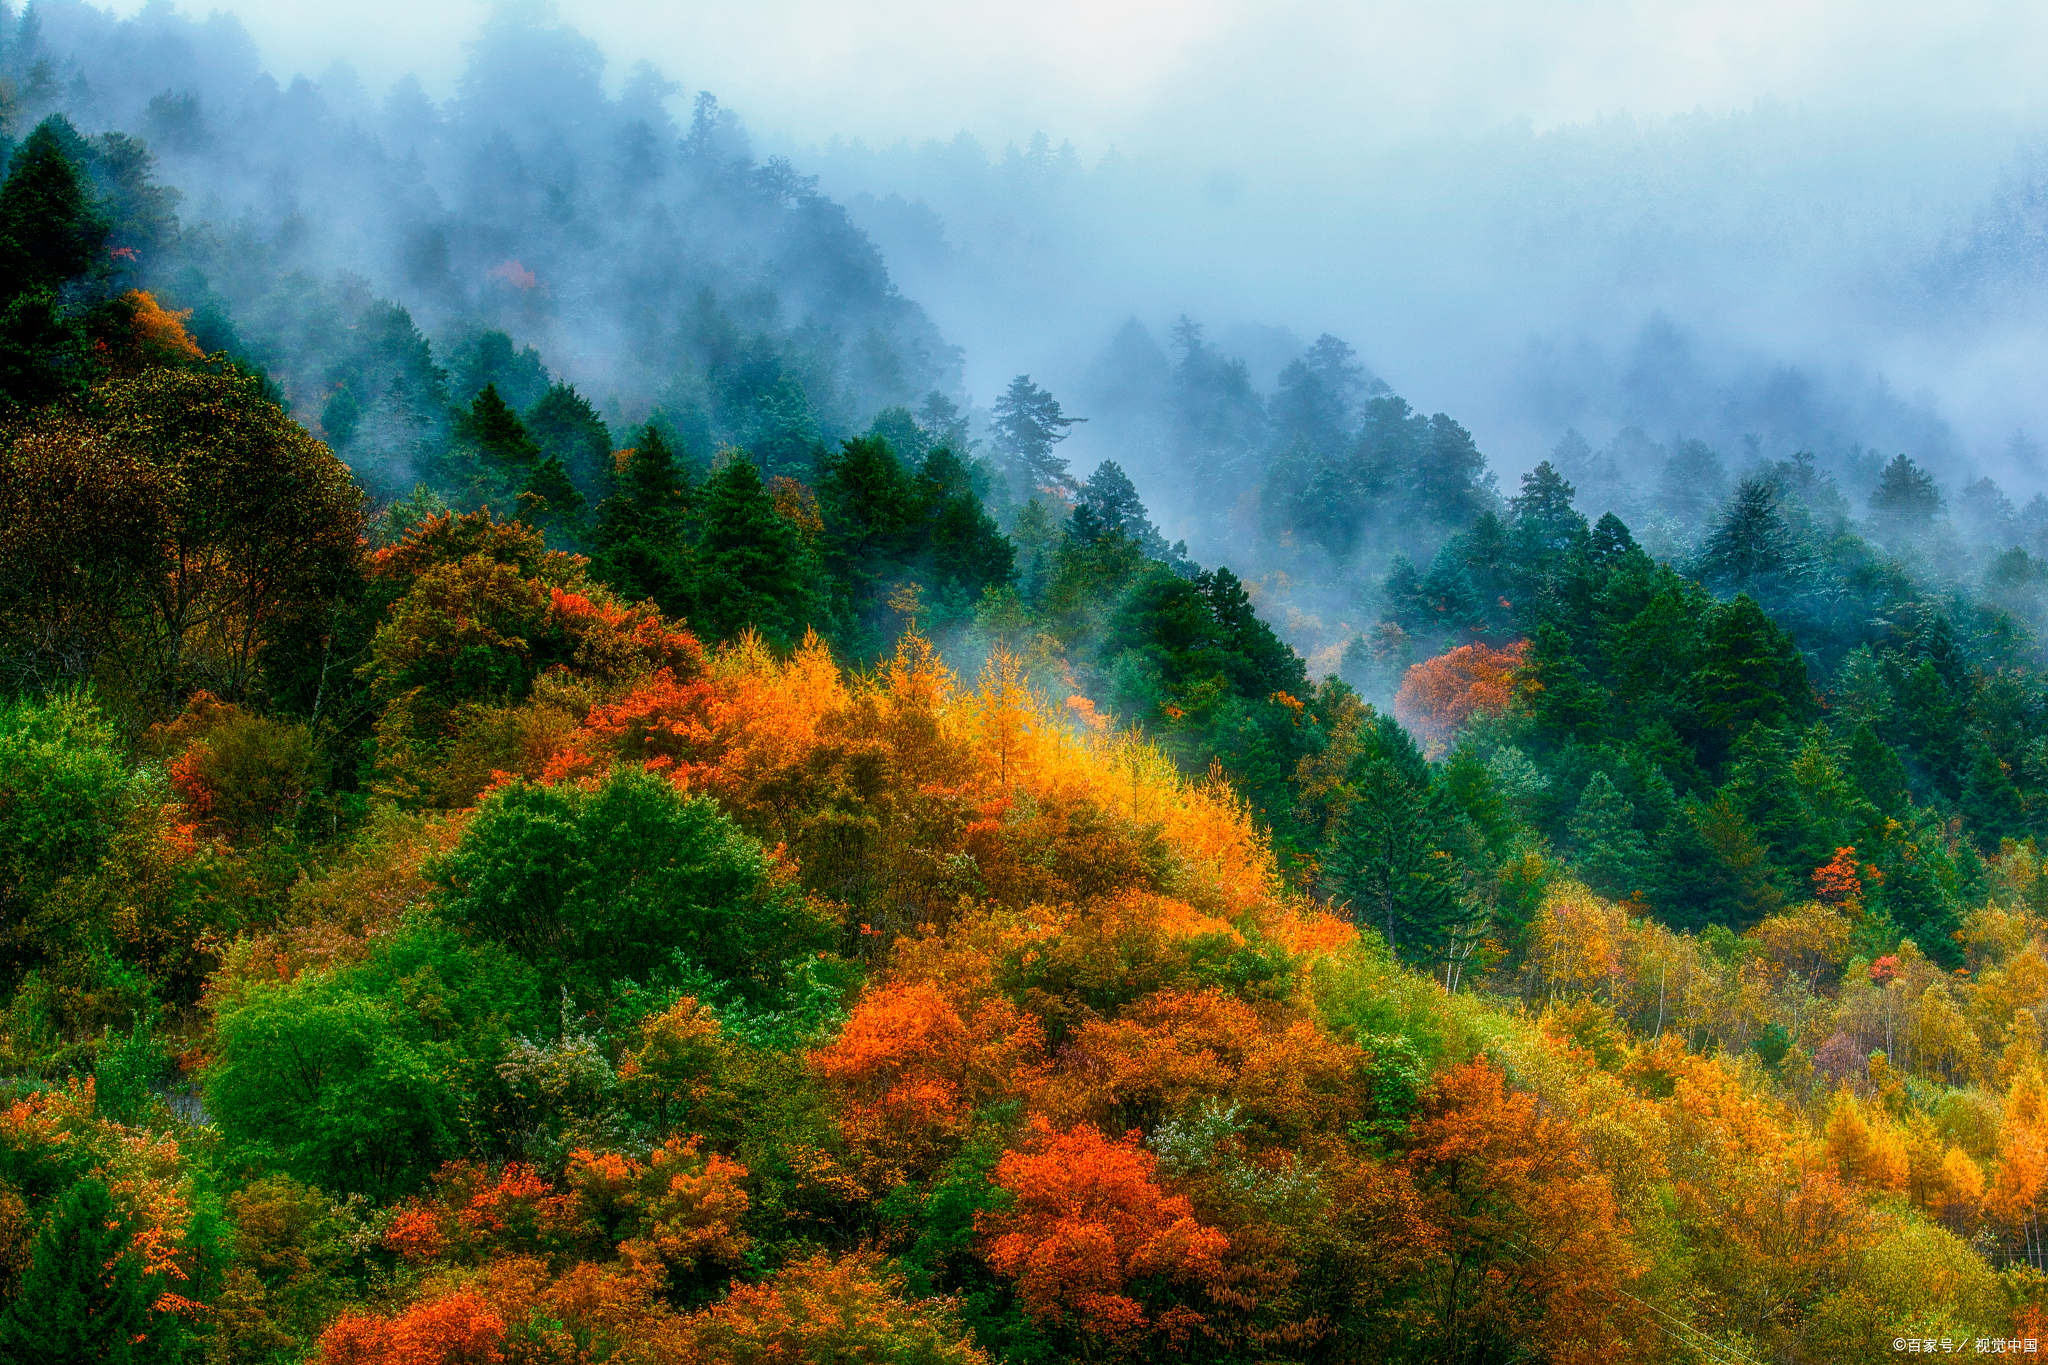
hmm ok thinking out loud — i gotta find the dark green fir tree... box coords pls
[0,1178,175,1365]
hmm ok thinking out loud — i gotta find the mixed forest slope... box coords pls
[11,10,2048,1364]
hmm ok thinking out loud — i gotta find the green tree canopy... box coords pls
[429,766,837,1002]
[990,374,1082,495]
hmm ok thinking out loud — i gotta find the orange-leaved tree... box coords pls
[1393,640,1527,755]
[979,1117,1230,1356]
[319,1289,506,1365]
[120,290,205,369]
[1402,1059,1644,1361]
[1034,987,1365,1147]
[1811,846,1870,912]
[811,981,1045,1187]
[562,1137,752,1287]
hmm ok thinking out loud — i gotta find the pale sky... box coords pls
[100,0,2048,158]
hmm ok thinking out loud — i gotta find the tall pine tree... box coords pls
[990,375,1083,496]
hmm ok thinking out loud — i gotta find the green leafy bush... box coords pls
[430,767,838,1003]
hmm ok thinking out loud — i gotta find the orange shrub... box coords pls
[318,1290,506,1365]
[1037,988,1364,1145]
[980,1117,1230,1351]
[684,1251,989,1364]
[811,982,1046,1185]
[381,1161,578,1266]
[562,1138,752,1282]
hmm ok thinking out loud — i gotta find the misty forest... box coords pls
[13,1,2048,1361]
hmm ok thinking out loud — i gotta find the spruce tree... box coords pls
[0,1178,173,1365]
[1693,595,1809,757]
[1585,511,1641,568]
[1962,741,2028,848]
[1699,477,1804,597]
[1508,460,1586,559]
[589,426,695,617]
[695,453,824,649]
[1201,566,1308,697]
[1656,438,1728,526]
[0,117,107,301]
[1381,555,1426,628]
[462,383,539,467]
[523,381,613,503]
[1270,333,1369,454]
[594,424,690,547]
[1011,499,1058,604]
[1844,723,1911,815]
[449,382,541,511]
[0,286,85,413]
[1320,713,1469,967]
[627,427,689,527]
[0,118,105,411]
[518,453,587,543]
[1875,843,1963,969]
[1169,317,1267,507]
[1522,623,1605,748]
[1418,543,1483,636]
[1868,453,1943,530]
[1412,412,1491,529]
[1078,460,1161,551]
[917,390,973,453]
[1568,771,1649,898]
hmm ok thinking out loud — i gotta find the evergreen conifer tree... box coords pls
[1418,543,1483,636]
[1522,623,1605,747]
[589,426,695,616]
[523,381,613,503]
[617,425,690,537]
[1168,317,1267,507]
[1868,453,1943,530]
[1270,333,1369,454]
[0,117,105,411]
[1201,566,1308,697]
[1320,713,1469,967]
[1699,477,1804,597]
[1078,460,1160,550]
[695,453,824,649]
[518,452,587,543]
[1568,771,1649,898]
[1508,460,1586,559]
[1844,723,1911,815]
[0,117,107,300]
[1657,438,1728,526]
[1693,595,1809,759]
[448,382,541,511]
[990,375,1083,495]
[1586,511,1643,570]
[1381,555,1425,627]
[0,1177,173,1365]
[917,390,973,453]
[1875,842,1963,969]
[1962,741,2028,848]
[1412,412,1492,529]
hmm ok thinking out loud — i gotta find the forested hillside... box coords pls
[13,5,2048,1363]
